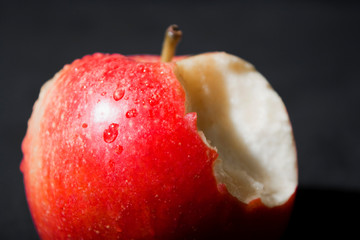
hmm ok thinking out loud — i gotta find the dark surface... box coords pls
[1,0,359,239]
[282,188,360,239]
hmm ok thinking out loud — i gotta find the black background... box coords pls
[1,0,359,239]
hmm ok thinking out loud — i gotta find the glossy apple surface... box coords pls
[21,52,297,239]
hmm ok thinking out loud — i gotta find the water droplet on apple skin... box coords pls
[108,159,115,170]
[113,88,125,101]
[144,81,155,89]
[126,109,138,118]
[82,123,88,128]
[148,91,161,106]
[103,123,120,143]
[148,109,155,118]
[116,145,123,154]
[148,97,159,106]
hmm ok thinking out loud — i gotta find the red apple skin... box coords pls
[21,53,294,240]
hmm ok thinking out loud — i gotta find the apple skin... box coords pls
[21,53,294,239]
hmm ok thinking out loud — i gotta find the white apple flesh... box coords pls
[177,52,297,207]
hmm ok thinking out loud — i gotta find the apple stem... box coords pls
[161,25,182,62]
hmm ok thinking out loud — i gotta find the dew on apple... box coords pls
[113,88,125,101]
[108,159,115,169]
[116,145,123,154]
[144,80,155,88]
[125,108,137,118]
[148,96,160,106]
[101,91,106,96]
[138,65,148,73]
[103,123,119,143]
[148,109,155,118]
[82,123,88,128]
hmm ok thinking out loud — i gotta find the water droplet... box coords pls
[103,123,119,143]
[138,65,145,72]
[148,109,155,118]
[113,88,125,101]
[134,98,140,104]
[115,145,123,154]
[148,98,158,106]
[108,159,115,169]
[82,123,88,128]
[101,92,106,96]
[126,109,138,118]
[148,94,160,106]
[145,82,154,88]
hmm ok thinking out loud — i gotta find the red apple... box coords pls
[21,25,297,239]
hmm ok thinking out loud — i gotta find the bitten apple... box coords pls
[21,25,297,239]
